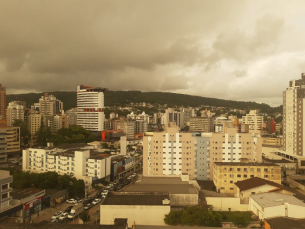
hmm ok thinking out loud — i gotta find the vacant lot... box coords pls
[215,211,253,222]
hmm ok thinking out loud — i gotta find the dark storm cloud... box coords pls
[0,0,305,106]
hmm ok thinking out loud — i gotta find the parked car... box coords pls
[66,199,76,204]
[75,199,83,205]
[84,203,92,210]
[102,190,108,194]
[51,219,58,223]
[92,198,101,205]
[59,212,69,220]
[51,211,63,219]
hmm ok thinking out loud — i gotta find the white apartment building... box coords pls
[6,101,25,126]
[242,110,264,134]
[22,143,111,184]
[77,85,105,132]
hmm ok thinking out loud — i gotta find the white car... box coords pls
[59,212,69,220]
[51,218,58,223]
[92,198,101,205]
[102,190,108,194]
[66,199,76,204]
[84,203,91,210]
[75,199,83,205]
[51,211,63,219]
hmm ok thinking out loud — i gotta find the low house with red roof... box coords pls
[234,177,294,203]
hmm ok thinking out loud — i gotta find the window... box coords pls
[237,174,241,177]
[264,175,268,178]
[237,168,241,171]
[244,168,247,172]
[264,168,268,172]
[244,175,247,178]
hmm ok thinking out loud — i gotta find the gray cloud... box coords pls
[0,0,304,107]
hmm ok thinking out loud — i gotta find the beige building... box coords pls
[262,137,283,146]
[213,162,281,195]
[242,110,264,134]
[189,116,214,132]
[6,101,25,127]
[28,113,42,135]
[4,126,20,154]
[39,93,63,116]
[143,123,262,180]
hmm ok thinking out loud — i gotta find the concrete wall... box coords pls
[287,204,305,218]
[206,197,248,211]
[239,184,282,202]
[287,176,305,191]
[100,205,170,225]
[170,194,198,206]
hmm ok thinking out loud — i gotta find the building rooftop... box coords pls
[262,157,294,164]
[265,217,305,229]
[111,155,133,163]
[122,177,197,194]
[250,193,305,208]
[235,177,289,192]
[102,192,169,205]
[11,188,45,200]
[214,162,279,167]
[0,224,127,229]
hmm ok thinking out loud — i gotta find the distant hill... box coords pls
[6,90,282,114]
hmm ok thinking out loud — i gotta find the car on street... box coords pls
[84,203,92,210]
[59,212,69,220]
[52,211,63,219]
[51,219,58,223]
[92,198,101,205]
[75,199,83,205]
[66,199,76,204]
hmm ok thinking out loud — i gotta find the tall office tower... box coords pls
[6,101,25,126]
[39,93,63,116]
[0,84,6,127]
[242,110,264,134]
[77,85,105,132]
[28,113,42,135]
[283,73,305,157]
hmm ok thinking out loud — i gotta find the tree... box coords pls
[36,127,52,146]
[12,119,30,146]
[80,210,90,223]
[232,215,250,228]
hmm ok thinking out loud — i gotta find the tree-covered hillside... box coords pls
[6,90,282,113]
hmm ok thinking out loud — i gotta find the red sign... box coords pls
[23,196,42,211]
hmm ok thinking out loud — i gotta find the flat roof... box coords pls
[263,157,294,164]
[122,177,197,194]
[11,188,44,200]
[111,155,133,163]
[250,193,305,208]
[0,170,11,179]
[265,217,305,229]
[214,162,279,167]
[102,192,169,206]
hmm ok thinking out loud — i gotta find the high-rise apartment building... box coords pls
[0,84,6,127]
[163,108,185,130]
[77,85,105,132]
[189,116,214,132]
[6,101,25,126]
[143,123,262,180]
[283,73,305,157]
[28,113,42,135]
[242,110,263,134]
[39,93,63,116]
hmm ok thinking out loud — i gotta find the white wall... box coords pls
[287,204,305,218]
[100,205,170,226]
[206,197,248,211]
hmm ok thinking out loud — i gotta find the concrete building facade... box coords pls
[22,144,112,184]
[6,101,25,127]
[213,162,281,195]
[77,85,105,132]
[39,93,63,116]
[189,117,214,132]
[143,123,262,180]
[0,84,6,127]
[28,113,42,135]
[0,170,13,211]
[242,110,264,134]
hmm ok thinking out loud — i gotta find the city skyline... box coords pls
[1,1,305,107]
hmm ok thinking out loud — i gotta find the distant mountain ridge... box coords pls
[6,90,282,113]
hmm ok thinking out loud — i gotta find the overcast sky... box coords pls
[1,0,305,107]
